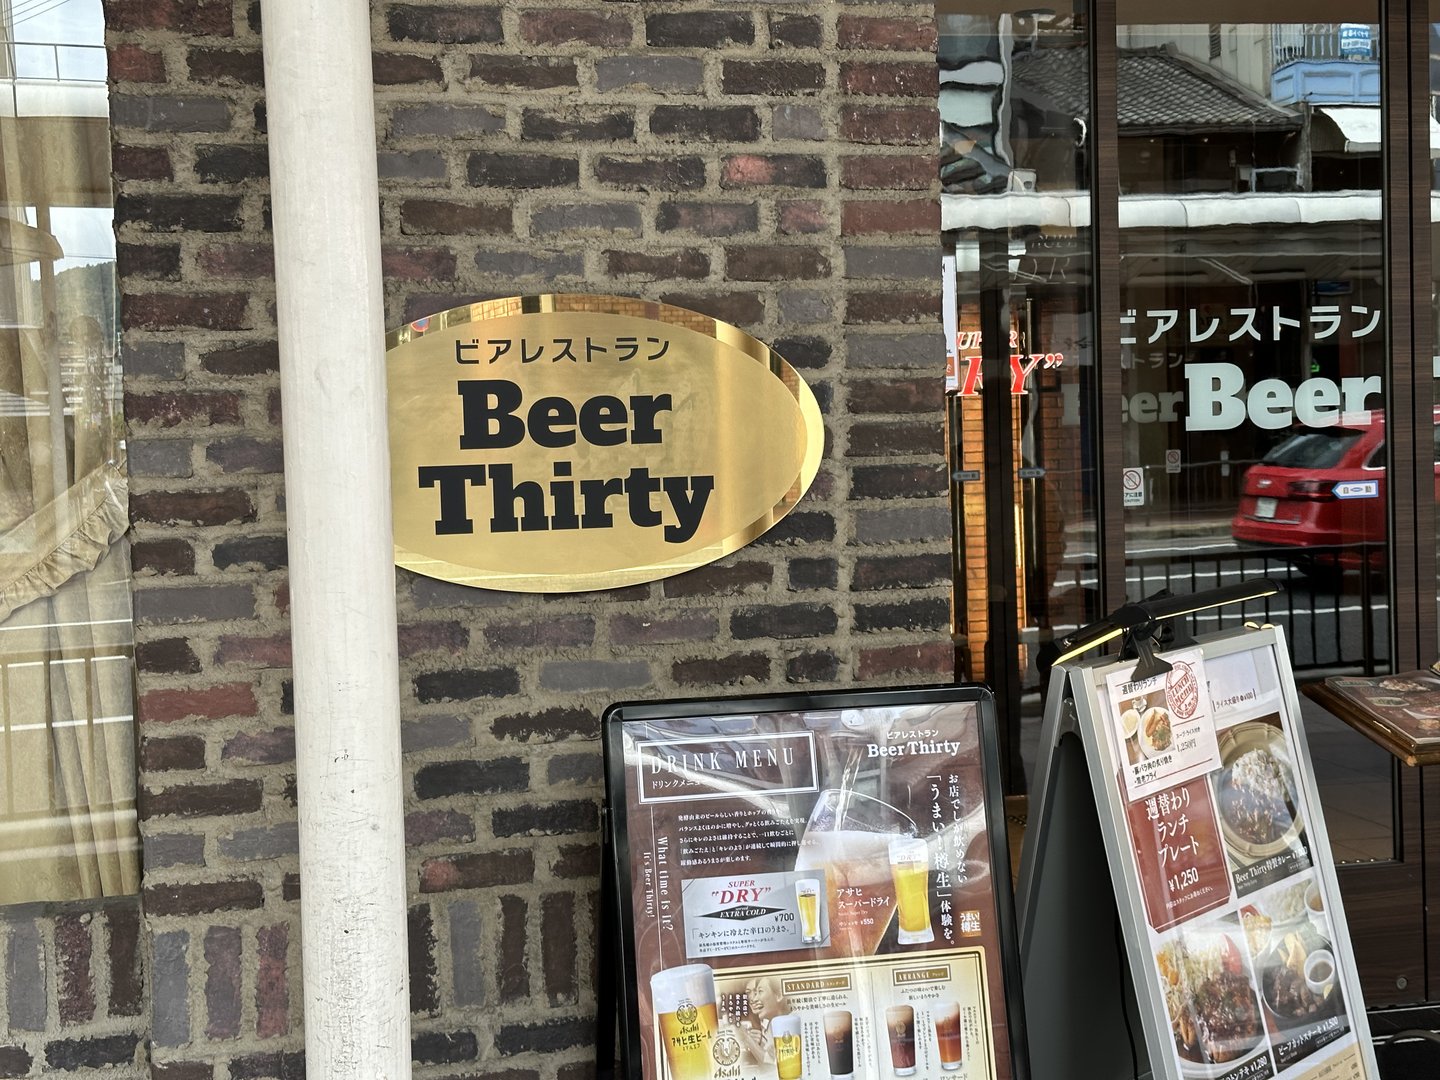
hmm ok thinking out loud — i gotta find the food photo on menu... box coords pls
[1098,638,1373,1080]
[1211,716,1312,898]
[610,697,1017,1080]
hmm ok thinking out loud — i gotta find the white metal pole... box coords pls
[260,3,410,1078]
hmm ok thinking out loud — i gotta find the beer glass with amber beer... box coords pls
[823,1010,854,1080]
[795,879,822,943]
[885,1005,916,1076]
[772,1014,803,1080]
[887,838,934,945]
[651,964,719,1080]
[795,790,919,956]
[933,1002,963,1071]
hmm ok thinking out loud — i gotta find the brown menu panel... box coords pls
[605,690,1024,1080]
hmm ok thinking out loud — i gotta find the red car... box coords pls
[1231,414,1394,574]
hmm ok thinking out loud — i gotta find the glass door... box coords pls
[942,0,1435,1004]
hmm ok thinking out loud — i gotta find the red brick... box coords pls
[838,15,937,52]
[841,62,937,97]
[143,879,264,916]
[139,682,258,723]
[196,242,274,278]
[382,246,458,281]
[851,378,944,413]
[113,145,174,182]
[256,926,289,1039]
[845,292,940,324]
[418,850,535,893]
[858,643,954,680]
[778,201,828,235]
[125,391,241,428]
[398,621,469,658]
[214,633,292,667]
[107,0,234,35]
[842,155,936,190]
[56,914,95,1024]
[111,44,166,82]
[841,199,938,235]
[123,292,249,331]
[841,106,936,145]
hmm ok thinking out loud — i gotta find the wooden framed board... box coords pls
[601,685,1030,1080]
[1017,624,1379,1080]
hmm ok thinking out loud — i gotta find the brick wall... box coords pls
[97,1,949,1077]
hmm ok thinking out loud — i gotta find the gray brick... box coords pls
[128,439,193,478]
[152,931,190,1048]
[448,900,484,1006]
[407,574,516,610]
[473,250,586,280]
[220,821,300,861]
[402,714,474,753]
[142,832,207,870]
[773,104,825,141]
[779,290,831,325]
[112,94,231,133]
[855,506,951,544]
[845,247,939,280]
[390,104,505,139]
[134,584,256,624]
[539,660,651,692]
[530,203,643,236]
[548,753,602,785]
[379,150,448,182]
[846,332,940,369]
[5,921,45,1031]
[122,340,185,379]
[594,56,703,93]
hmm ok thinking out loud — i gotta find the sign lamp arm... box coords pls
[1051,578,1285,677]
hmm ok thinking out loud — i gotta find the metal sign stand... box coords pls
[1015,581,1380,1080]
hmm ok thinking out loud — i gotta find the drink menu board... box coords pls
[603,687,1028,1080]
[1071,628,1378,1080]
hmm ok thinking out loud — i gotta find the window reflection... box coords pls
[1116,8,1392,864]
[0,0,137,903]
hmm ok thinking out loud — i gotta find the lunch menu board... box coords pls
[1047,626,1378,1080]
[603,687,1028,1080]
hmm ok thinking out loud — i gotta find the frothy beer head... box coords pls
[651,964,717,1013]
[772,1015,802,1040]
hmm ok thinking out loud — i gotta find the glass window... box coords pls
[1115,3,1393,863]
[0,0,138,902]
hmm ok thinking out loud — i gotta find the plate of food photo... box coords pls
[1139,703,1175,760]
[1256,925,1343,1034]
[1156,931,1268,1078]
[1215,723,1305,861]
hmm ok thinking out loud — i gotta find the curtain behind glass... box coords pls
[0,31,138,902]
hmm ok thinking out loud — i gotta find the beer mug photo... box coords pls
[885,1004,916,1077]
[795,878,823,944]
[933,1001,963,1071]
[823,1010,855,1080]
[772,1014,804,1080]
[887,837,934,945]
[651,964,720,1080]
[795,789,920,956]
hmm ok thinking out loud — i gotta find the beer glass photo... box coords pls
[795,878,823,943]
[933,1002,963,1071]
[772,1014,804,1080]
[884,1004,916,1077]
[795,789,919,955]
[823,1010,854,1080]
[651,964,720,1080]
[887,837,934,945]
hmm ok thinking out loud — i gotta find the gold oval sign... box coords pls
[386,294,823,593]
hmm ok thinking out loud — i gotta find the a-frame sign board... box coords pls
[1017,623,1380,1080]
